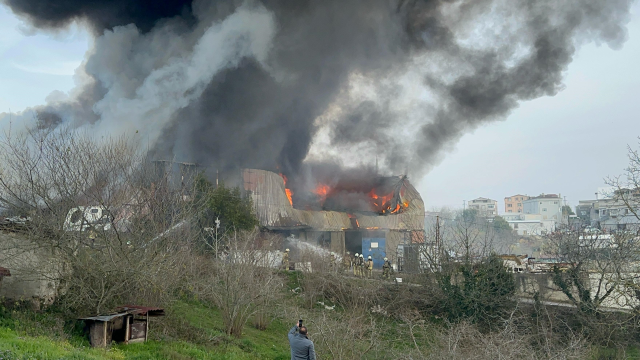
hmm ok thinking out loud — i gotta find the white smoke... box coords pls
[0,2,276,147]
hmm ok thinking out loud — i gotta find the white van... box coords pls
[63,206,113,232]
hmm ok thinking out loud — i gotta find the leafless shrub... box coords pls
[0,127,201,314]
[188,230,284,338]
[299,271,383,311]
[392,317,590,360]
[310,309,382,360]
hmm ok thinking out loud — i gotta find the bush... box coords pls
[437,255,516,328]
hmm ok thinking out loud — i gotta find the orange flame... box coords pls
[314,184,331,203]
[279,173,293,206]
[368,189,394,212]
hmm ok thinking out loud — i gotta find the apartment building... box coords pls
[504,194,530,213]
[468,197,498,217]
[523,194,563,222]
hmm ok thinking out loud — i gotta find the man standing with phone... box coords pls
[288,319,316,360]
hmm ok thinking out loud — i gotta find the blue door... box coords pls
[362,237,386,269]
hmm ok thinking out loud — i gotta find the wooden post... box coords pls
[103,321,107,347]
[145,313,149,342]
[124,315,130,344]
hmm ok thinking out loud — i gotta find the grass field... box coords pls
[0,300,292,360]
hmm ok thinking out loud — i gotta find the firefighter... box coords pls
[359,254,365,278]
[382,257,392,279]
[343,251,352,273]
[353,253,359,276]
[282,248,290,271]
[366,256,374,278]
[330,253,337,272]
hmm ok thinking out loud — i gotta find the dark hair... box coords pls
[299,326,308,335]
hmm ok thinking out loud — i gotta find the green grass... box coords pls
[0,300,290,360]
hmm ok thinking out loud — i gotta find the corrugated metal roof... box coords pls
[243,169,424,231]
[80,313,127,322]
[115,305,165,316]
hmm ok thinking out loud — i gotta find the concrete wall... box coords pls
[524,198,562,221]
[0,231,62,304]
[514,273,640,310]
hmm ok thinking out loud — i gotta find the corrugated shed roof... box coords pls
[243,169,424,231]
[80,313,127,322]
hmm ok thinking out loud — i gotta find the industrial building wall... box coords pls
[330,231,345,255]
[0,231,62,304]
[386,230,407,266]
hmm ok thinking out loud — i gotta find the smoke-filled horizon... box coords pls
[1,0,635,180]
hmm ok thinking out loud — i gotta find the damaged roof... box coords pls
[243,169,425,231]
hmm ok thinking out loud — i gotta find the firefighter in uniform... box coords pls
[353,253,359,276]
[366,255,374,278]
[282,248,290,271]
[343,251,352,273]
[359,254,365,278]
[330,253,337,272]
[382,257,392,279]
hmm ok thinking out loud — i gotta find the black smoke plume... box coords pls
[2,0,634,180]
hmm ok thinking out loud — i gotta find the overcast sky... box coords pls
[418,3,640,213]
[1,3,640,214]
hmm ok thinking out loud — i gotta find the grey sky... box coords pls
[1,3,639,214]
[418,2,640,213]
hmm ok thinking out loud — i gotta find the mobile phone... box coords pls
[298,319,303,327]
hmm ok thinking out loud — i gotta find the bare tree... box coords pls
[605,138,640,223]
[190,230,283,338]
[545,230,640,315]
[0,127,200,314]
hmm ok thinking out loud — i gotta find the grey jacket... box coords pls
[288,326,316,360]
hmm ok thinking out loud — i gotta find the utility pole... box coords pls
[463,200,466,211]
[435,215,441,269]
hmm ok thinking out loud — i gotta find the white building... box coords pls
[523,194,564,222]
[467,197,498,218]
[503,213,556,236]
[576,195,640,232]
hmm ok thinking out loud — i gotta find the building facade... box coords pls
[576,196,640,232]
[502,213,556,235]
[468,197,498,217]
[243,169,426,270]
[504,194,530,213]
[523,194,563,222]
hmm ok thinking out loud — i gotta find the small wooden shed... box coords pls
[80,305,164,347]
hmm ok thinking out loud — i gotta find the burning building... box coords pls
[243,169,424,269]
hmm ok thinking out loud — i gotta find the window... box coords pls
[488,205,494,208]
[514,224,519,229]
[554,201,558,204]
[542,208,547,211]
[507,204,513,207]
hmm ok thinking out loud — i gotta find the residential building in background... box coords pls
[523,194,563,222]
[575,190,640,232]
[502,213,556,236]
[468,197,498,218]
[504,194,530,213]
